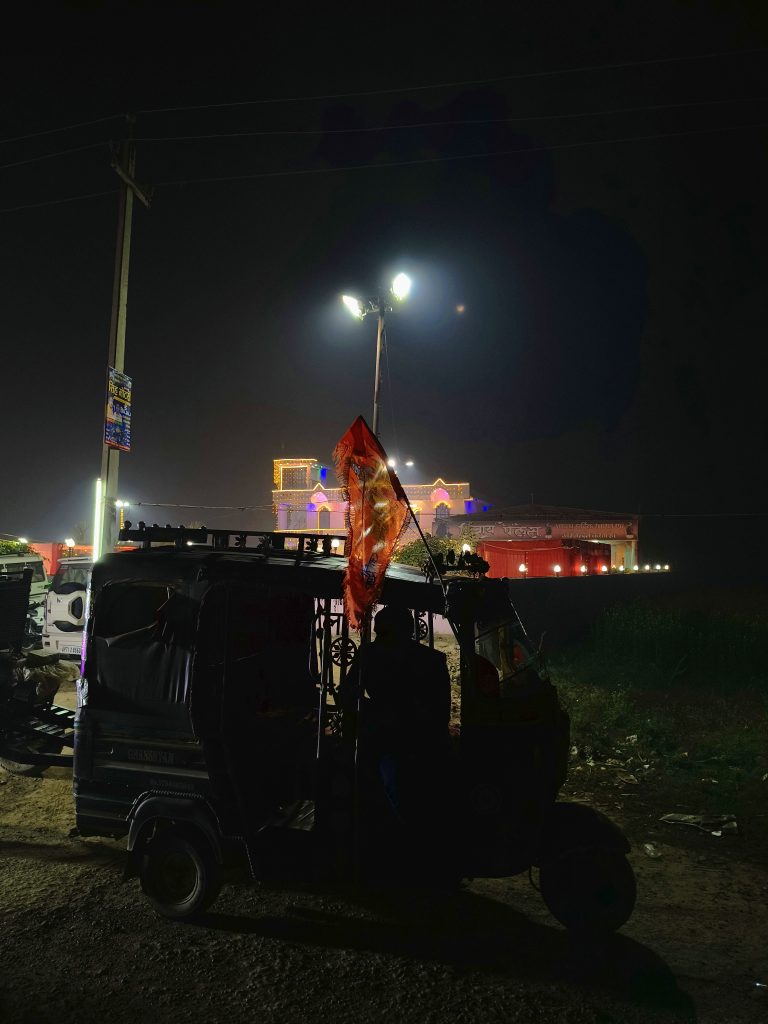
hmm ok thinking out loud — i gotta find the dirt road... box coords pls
[1,685,766,1024]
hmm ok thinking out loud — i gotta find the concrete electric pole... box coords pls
[97,114,151,556]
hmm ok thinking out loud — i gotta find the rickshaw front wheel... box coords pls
[140,829,222,920]
[539,847,636,934]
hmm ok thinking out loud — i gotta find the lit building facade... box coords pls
[272,457,472,542]
[446,504,640,577]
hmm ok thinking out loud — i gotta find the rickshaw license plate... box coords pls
[62,644,82,655]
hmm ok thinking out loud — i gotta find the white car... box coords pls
[42,556,92,659]
[0,552,48,629]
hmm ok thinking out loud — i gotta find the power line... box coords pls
[0,113,122,147]
[0,140,109,172]
[150,120,768,189]
[8,95,763,176]
[3,119,765,215]
[131,96,768,144]
[3,46,764,154]
[134,501,275,511]
[0,187,119,214]
[137,47,768,115]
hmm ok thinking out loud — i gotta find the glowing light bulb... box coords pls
[580,565,587,573]
[553,564,561,575]
[518,563,527,573]
[342,294,364,319]
[392,272,412,301]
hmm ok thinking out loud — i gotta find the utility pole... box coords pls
[372,308,385,437]
[97,114,151,556]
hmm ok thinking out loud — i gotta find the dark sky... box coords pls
[2,1,767,559]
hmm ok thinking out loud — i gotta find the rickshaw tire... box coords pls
[539,847,636,935]
[139,828,222,921]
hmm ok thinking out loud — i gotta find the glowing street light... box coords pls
[341,272,413,436]
[405,460,414,467]
[518,563,528,574]
[579,564,587,574]
[342,294,364,319]
[553,564,562,576]
[601,565,608,573]
[18,537,28,544]
[387,458,397,468]
[391,272,412,301]
[115,498,130,531]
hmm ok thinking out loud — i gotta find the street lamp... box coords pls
[115,499,130,532]
[341,272,412,436]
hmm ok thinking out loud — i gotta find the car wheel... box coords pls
[140,829,222,921]
[539,847,636,934]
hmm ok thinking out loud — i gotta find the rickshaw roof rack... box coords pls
[118,523,347,558]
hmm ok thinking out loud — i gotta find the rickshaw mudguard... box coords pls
[123,794,226,878]
[535,801,630,866]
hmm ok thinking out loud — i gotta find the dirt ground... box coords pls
[1,679,767,1024]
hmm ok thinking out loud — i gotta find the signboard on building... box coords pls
[457,520,634,542]
[104,367,132,452]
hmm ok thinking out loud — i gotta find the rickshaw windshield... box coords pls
[475,618,533,683]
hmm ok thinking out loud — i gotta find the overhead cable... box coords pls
[137,47,768,114]
[132,95,768,144]
[3,120,765,215]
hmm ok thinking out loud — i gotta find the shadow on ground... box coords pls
[197,882,696,1021]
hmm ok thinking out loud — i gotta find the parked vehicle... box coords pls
[69,524,635,932]
[42,556,92,659]
[0,553,48,631]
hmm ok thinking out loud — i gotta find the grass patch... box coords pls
[548,603,768,800]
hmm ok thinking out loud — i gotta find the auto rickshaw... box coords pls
[72,523,635,932]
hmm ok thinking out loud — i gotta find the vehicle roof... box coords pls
[93,547,447,612]
[57,556,92,567]
[0,552,44,561]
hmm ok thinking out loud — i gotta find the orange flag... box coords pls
[333,416,410,631]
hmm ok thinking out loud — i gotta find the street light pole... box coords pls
[372,308,385,437]
[342,273,411,440]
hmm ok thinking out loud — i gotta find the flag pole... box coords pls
[397,489,460,642]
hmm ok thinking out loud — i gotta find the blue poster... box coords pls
[104,367,132,452]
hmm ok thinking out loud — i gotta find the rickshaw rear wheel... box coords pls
[539,847,636,934]
[140,829,222,920]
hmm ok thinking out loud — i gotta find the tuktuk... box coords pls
[70,523,635,931]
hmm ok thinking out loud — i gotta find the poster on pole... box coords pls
[104,367,132,451]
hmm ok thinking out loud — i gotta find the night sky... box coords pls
[2,3,767,568]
